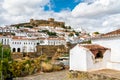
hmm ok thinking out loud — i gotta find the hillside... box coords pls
[11,18,65,28]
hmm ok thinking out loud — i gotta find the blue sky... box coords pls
[45,0,83,12]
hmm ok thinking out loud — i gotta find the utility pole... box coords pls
[1,47,3,80]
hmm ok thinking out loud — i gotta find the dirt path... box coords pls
[14,69,120,80]
[14,70,75,80]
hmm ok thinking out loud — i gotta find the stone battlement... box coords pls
[11,18,65,27]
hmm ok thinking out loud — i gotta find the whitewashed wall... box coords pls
[70,45,87,71]
[10,39,37,52]
[92,37,120,70]
[86,49,111,71]
[69,44,111,71]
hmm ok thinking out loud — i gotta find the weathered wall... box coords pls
[92,37,120,70]
[86,49,111,71]
[36,45,68,57]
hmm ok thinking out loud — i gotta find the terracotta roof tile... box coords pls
[102,29,120,36]
[81,44,109,51]
[79,44,110,56]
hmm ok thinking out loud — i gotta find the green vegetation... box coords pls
[94,32,99,34]
[0,43,12,79]
[81,40,92,44]
[75,32,80,36]
[47,32,57,36]
[24,26,33,28]
[16,26,33,28]
[11,33,15,36]
[68,33,74,37]
[62,25,71,29]
[0,45,11,60]
[16,26,19,29]
[40,30,57,36]
[0,50,65,79]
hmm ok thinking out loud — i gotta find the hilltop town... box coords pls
[1,18,120,80]
[0,18,90,58]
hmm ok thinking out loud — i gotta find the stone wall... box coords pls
[36,45,68,57]
[11,18,65,27]
[68,70,120,80]
[11,52,23,59]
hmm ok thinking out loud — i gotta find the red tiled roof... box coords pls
[81,44,108,50]
[12,36,36,40]
[102,29,120,36]
[91,29,120,39]
[79,44,109,56]
[47,37,65,40]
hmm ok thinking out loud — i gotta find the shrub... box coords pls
[41,62,53,72]
[53,65,63,71]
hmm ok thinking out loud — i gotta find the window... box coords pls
[13,48,16,52]
[17,48,20,52]
[95,51,103,59]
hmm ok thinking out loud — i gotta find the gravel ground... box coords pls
[14,69,120,80]
[14,70,76,80]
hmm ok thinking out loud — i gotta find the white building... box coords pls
[91,29,120,70]
[10,36,37,53]
[0,35,12,45]
[70,44,110,71]
[47,37,66,45]
[0,35,66,53]
[0,26,17,33]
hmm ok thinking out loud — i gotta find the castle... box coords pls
[11,18,65,27]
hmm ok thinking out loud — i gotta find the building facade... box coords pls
[69,44,110,71]
[91,29,120,70]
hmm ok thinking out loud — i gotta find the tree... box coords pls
[68,33,74,37]
[0,43,12,79]
[16,26,19,29]
[68,26,71,29]
[94,32,99,34]
[47,32,57,36]
[0,44,11,60]
[75,32,79,36]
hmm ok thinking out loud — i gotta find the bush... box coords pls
[41,62,53,72]
[53,65,63,71]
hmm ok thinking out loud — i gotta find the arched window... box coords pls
[17,48,20,52]
[95,51,103,59]
[13,48,16,52]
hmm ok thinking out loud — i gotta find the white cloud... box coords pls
[2,0,50,15]
[70,0,120,33]
[0,0,51,25]
[72,0,120,18]
[0,0,120,33]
